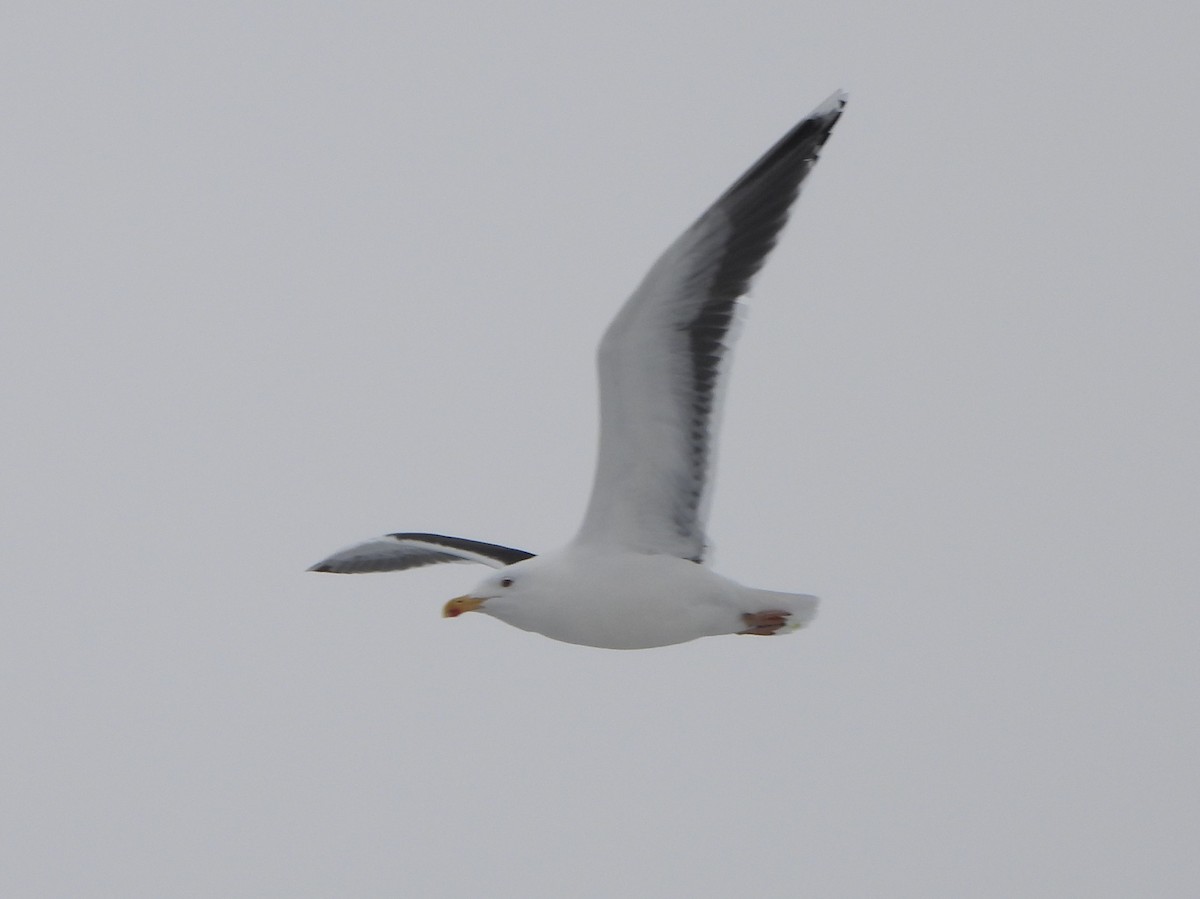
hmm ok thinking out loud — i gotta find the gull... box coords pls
[309,92,846,649]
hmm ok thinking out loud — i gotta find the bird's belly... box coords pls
[491,588,739,650]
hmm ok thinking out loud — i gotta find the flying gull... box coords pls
[310,92,847,649]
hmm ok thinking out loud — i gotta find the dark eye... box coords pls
[500,577,514,588]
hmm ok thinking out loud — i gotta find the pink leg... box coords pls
[739,609,791,636]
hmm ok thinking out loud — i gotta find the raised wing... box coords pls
[573,92,846,561]
[308,532,535,574]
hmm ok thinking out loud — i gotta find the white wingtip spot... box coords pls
[814,90,848,118]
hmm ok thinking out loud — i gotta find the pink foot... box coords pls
[739,609,791,636]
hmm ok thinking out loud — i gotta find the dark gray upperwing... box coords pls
[308,532,535,574]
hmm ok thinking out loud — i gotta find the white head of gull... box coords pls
[310,92,847,649]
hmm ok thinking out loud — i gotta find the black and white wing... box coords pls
[572,92,846,562]
[309,532,535,574]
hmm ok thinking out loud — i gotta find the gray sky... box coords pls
[4,2,1198,896]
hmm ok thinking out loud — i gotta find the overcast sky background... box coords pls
[4,2,1198,897]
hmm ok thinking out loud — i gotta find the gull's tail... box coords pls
[748,589,820,633]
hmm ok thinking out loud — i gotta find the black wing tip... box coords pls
[806,90,848,131]
[714,90,846,210]
[307,563,336,573]
[772,89,848,160]
[800,89,848,151]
